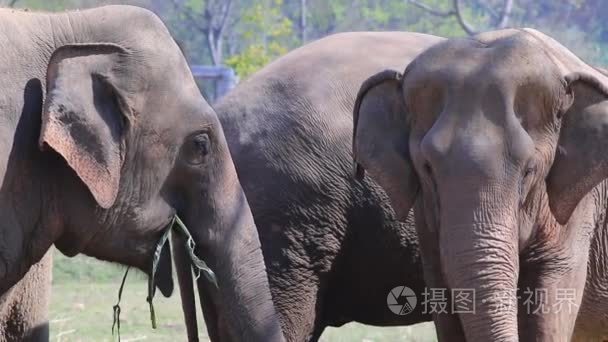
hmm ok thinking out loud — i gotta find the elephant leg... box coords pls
[262,233,322,341]
[0,250,52,342]
[270,261,324,342]
[518,252,588,342]
[572,222,608,341]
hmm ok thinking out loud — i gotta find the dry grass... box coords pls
[50,250,437,341]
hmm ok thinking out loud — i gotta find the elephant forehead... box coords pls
[407,32,561,92]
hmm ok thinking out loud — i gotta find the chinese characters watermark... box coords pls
[387,286,579,316]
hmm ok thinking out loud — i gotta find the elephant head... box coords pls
[38,8,283,342]
[353,28,608,340]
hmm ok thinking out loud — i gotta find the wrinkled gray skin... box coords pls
[0,252,51,341]
[214,32,442,341]
[0,6,283,342]
[354,28,608,341]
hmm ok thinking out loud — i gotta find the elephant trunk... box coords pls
[169,128,284,341]
[194,177,284,342]
[440,214,519,341]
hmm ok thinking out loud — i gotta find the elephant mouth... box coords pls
[156,215,177,234]
[154,255,174,298]
[150,216,176,298]
[172,215,217,285]
[151,215,217,299]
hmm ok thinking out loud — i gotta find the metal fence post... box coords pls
[190,65,239,102]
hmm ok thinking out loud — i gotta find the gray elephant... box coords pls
[0,5,283,342]
[0,252,51,341]
[209,32,443,341]
[354,28,608,341]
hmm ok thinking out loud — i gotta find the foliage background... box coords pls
[4,0,608,78]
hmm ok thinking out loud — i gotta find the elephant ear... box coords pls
[525,29,608,224]
[546,73,608,224]
[41,44,132,209]
[352,70,418,221]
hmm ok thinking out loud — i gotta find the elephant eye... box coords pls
[194,134,210,156]
[185,132,211,165]
[523,165,536,178]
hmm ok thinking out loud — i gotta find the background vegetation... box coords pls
[4,0,608,78]
[2,0,607,340]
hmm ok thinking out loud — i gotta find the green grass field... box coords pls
[50,250,437,341]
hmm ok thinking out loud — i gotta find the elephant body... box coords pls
[353,29,608,341]
[216,32,443,341]
[0,6,283,341]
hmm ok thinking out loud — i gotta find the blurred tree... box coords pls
[299,0,306,42]
[3,0,608,77]
[406,0,513,35]
[170,0,235,66]
[225,0,293,78]
[166,0,293,79]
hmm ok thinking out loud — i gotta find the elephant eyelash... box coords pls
[524,167,536,177]
[193,135,210,155]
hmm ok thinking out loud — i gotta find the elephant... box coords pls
[213,32,444,341]
[353,28,608,341]
[0,5,283,342]
[0,251,51,341]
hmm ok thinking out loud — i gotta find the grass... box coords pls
[50,250,437,341]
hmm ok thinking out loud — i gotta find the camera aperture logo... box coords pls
[387,286,417,315]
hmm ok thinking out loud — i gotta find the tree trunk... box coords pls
[300,0,307,43]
